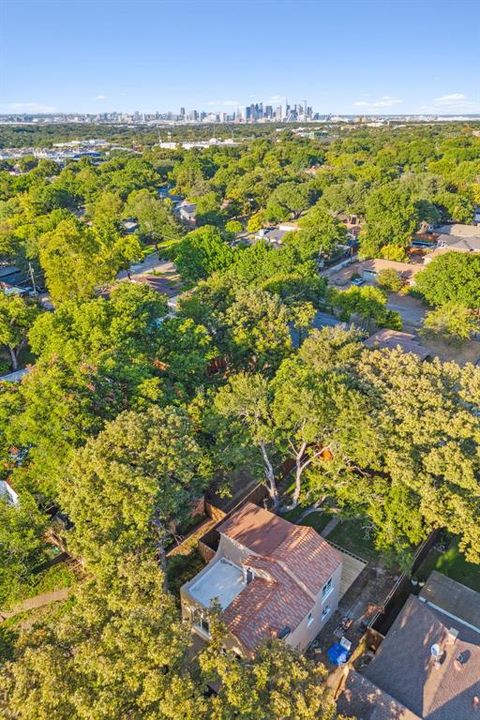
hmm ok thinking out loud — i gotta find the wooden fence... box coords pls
[369,529,440,634]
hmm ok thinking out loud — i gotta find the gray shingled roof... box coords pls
[364,596,480,719]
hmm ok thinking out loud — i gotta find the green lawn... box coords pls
[3,562,76,610]
[167,549,204,601]
[300,511,335,534]
[415,538,480,593]
[328,518,382,563]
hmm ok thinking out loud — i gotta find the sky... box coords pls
[1,0,479,115]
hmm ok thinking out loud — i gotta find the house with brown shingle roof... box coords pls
[338,572,480,719]
[180,502,342,657]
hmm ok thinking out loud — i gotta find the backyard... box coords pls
[415,537,480,593]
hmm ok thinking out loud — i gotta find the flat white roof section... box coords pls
[190,558,245,609]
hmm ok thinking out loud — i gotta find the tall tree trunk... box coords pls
[152,514,168,592]
[8,346,18,371]
[290,442,308,509]
[284,444,330,511]
[259,441,280,511]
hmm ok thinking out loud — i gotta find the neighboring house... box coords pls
[424,233,480,264]
[435,223,480,238]
[360,259,423,285]
[175,200,197,226]
[255,222,298,247]
[122,219,139,234]
[0,479,19,506]
[338,571,480,719]
[0,367,31,383]
[0,282,31,297]
[365,329,430,360]
[181,502,342,658]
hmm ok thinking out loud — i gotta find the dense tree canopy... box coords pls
[1,122,479,719]
[415,252,480,309]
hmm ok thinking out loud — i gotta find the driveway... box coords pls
[386,294,426,330]
[117,253,178,280]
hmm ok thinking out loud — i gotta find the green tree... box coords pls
[415,252,480,309]
[224,219,243,236]
[0,294,39,370]
[377,268,404,293]
[60,405,211,576]
[266,181,313,222]
[225,287,300,372]
[174,225,234,284]
[3,284,169,496]
[0,491,49,608]
[125,189,182,244]
[200,625,338,720]
[38,218,140,305]
[421,302,480,344]
[213,372,280,508]
[286,206,347,261]
[361,182,419,258]
[328,285,402,331]
[271,328,366,509]
[0,554,202,720]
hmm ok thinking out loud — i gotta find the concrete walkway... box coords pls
[0,587,71,622]
[321,516,341,538]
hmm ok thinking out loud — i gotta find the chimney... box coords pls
[447,627,459,645]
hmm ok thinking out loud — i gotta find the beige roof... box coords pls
[360,258,423,279]
[365,330,430,360]
[436,223,480,238]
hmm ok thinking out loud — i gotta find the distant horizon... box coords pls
[1,110,480,120]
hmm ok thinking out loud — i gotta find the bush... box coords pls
[421,303,479,345]
[377,268,404,293]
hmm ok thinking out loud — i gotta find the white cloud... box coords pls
[421,93,480,113]
[433,93,466,104]
[353,95,403,109]
[96,94,109,100]
[268,94,286,103]
[206,99,239,107]
[0,101,56,113]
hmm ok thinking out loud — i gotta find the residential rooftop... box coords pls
[365,329,430,360]
[189,557,246,610]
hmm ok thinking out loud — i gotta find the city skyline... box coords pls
[2,0,480,116]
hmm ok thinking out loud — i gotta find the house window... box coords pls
[321,605,331,620]
[307,612,314,626]
[199,617,210,634]
[192,609,210,637]
[322,577,333,600]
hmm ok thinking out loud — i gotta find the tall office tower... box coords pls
[276,105,283,120]
[265,105,273,119]
[245,106,252,121]
[193,110,199,121]
[180,107,185,118]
